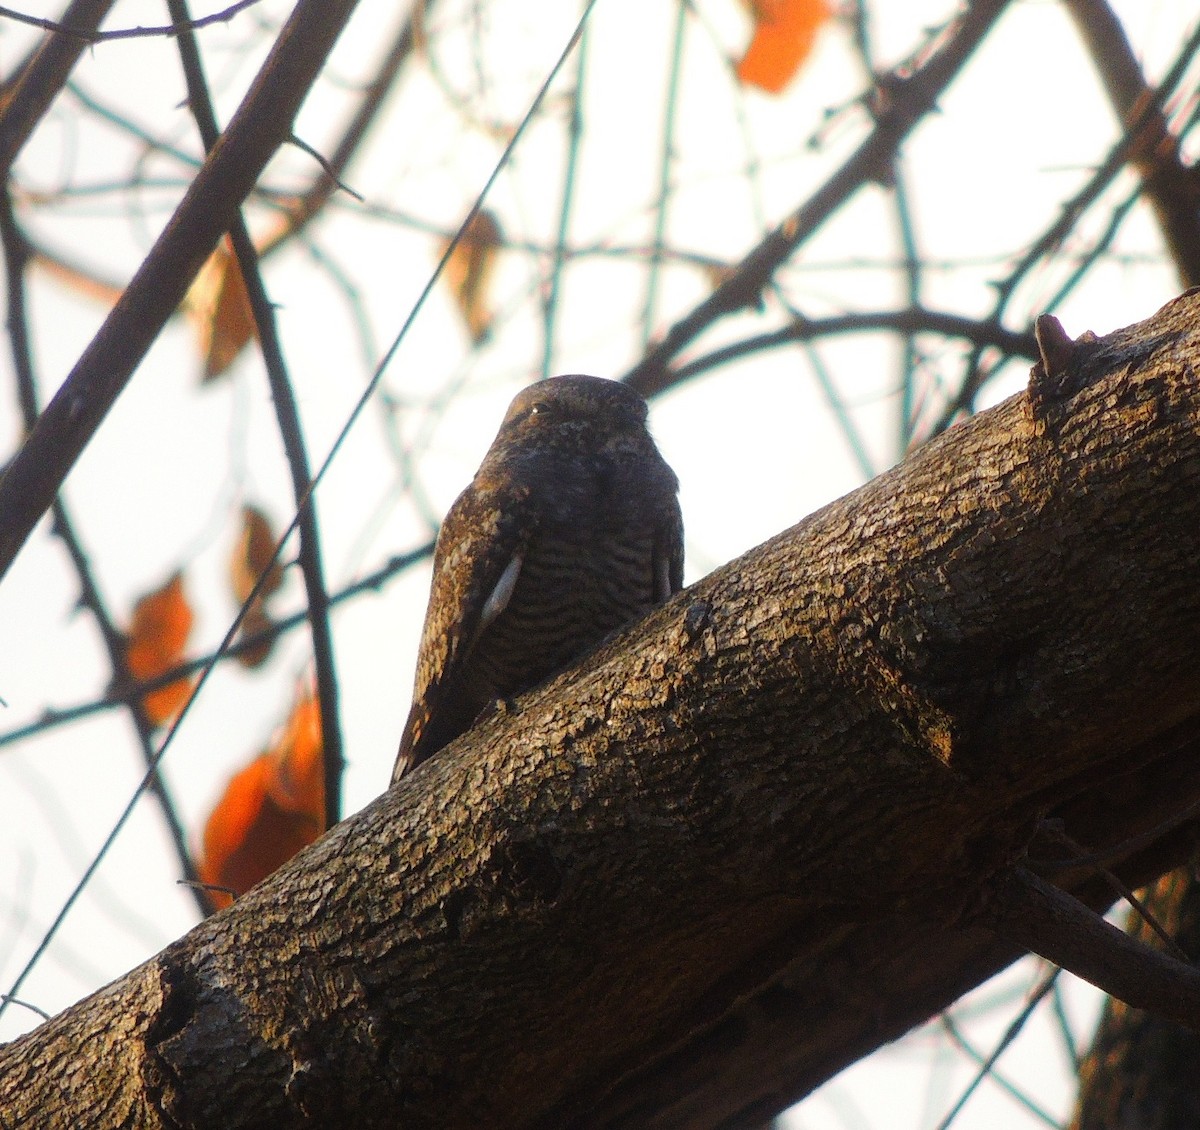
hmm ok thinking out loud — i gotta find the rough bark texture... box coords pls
[6,291,1200,1127]
[1070,867,1200,1130]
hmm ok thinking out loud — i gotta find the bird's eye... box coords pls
[527,401,555,421]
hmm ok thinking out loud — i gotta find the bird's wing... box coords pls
[653,492,685,602]
[393,482,534,781]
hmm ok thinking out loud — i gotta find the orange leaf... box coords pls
[140,678,194,729]
[230,504,284,606]
[124,571,196,727]
[198,756,316,909]
[229,505,285,668]
[32,251,125,308]
[702,261,737,292]
[442,209,502,344]
[236,600,276,670]
[737,0,830,94]
[265,686,324,819]
[196,685,325,908]
[185,237,257,381]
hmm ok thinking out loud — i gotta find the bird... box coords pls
[392,374,683,783]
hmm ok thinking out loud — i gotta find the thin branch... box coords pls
[0,995,49,1022]
[62,76,204,171]
[1033,796,1200,882]
[0,0,363,584]
[166,0,344,827]
[283,134,364,202]
[1050,979,1082,1069]
[668,307,1038,386]
[795,338,878,482]
[933,973,1059,1130]
[0,542,435,751]
[1038,182,1143,315]
[258,1,438,256]
[1038,825,1190,961]
[891,175,923,457]
[540,6,588,380]
[0,0,262,42]
[623,0,1014,396]
[937,1008,1060,1127]
[1063,0,1200,286]
[0,0,117,177]
[641,0,688,351]
[984,867,1200,1032]
[844,1,925,458]
[0,190,211,917]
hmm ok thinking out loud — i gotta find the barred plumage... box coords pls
[392,375,683,783]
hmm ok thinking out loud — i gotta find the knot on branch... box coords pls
[1027,314,1101,420]
[441,832,565,942]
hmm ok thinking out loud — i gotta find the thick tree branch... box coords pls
[5,290,1200,1126]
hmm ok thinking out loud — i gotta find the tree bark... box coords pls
[6,291,1200,1128]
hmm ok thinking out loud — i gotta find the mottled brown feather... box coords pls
[392,375,682,783]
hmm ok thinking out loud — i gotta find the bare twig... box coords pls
[623,0,1014,397]
[0,0,261,42]
[259,1,438,256]
[0,543,435,752]
[0,190,212,916]
[1064,0,1200,285]
[934,973,1060,1130]
[0,0,363,583]
[0,0,117,176]
[669,308,1038,386]
[937,981,1062,1129]
[166,0,345,827]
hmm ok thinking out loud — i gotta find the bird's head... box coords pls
[501,374,646,434]
[472,375,677,509]
[493,375,653,458]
